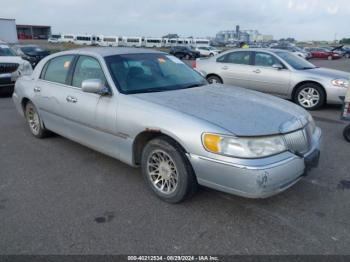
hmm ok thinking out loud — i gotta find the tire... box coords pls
[185,54,191,60]
[207,75,223,84]
[346,54,350,59]
[294,83,325,110]
[0,86,14,97]
[328,55,333,60]
[344,125,350,143]
[141,137,198,203]
[25,101,48,138]
[209,53,214,57]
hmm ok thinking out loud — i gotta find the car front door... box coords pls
[216,51,256,88]
[61,55,120,157]
[248,51,291,96]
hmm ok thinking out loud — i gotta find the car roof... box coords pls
[219,48,289,55]
[59,47,166,57]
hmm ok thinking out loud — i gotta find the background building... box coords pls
[16,24,51,40]
[0,18,18,43]
[215,25,273,44]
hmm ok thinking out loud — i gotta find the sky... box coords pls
[1,0,349,41]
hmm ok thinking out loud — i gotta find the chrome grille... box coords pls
[0,63,19,74]
[283,126,312,155]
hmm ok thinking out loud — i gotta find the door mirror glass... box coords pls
[82,79,108,95]
[272,63,283,70]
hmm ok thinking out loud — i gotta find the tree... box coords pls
[340,38,350,44]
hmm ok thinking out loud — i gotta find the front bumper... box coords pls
[0,73,17,88]
[188,128,321,199]
[324,83,347,104]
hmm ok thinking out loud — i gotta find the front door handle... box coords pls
[34,87,41,93]
[66,96,78,103]
[253,69,261,74]
[222,66,229,70]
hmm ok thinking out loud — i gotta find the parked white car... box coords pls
[0,44,32,95]
[196,46,221,57]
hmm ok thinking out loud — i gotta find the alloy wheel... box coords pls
[26,104,41,135]
[297,87,320,109]
[147,150,178,194]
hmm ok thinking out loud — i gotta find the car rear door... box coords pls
[35,55,76,135]
[248,51,291,96]
[216,51,256,88]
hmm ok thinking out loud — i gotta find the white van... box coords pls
[193,39,210,47]
[59,34,75,43]
[123,37,143,47]
[99,36,119,47]
[74,35,100,46]
[143,37,162,48]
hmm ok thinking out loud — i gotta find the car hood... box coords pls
[25,51,50,56]
[305,67,350,79]
[134,85,309,136]
[0,56,25,64]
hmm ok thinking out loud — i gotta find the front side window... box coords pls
[0,45,17,56]
[105,53,207,94]
[254,52,281,67]
[72,56,106,88]
[43,55,74,84]
[275,51,316,70]
[225,51,251,65]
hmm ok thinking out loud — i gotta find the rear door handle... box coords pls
[253,69,261,74]
[34,87,41,93]
[66,96,78,103]
[222,66,229,70]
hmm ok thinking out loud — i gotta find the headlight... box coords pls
[202,133,287,158]
[332,79,349,88]
[19,61,33,76]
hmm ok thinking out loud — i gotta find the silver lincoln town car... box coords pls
[13,48,321,203]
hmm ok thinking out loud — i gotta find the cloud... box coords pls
[1,0,349,40]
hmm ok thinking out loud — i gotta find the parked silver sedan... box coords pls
[195,48,350,110]
[13,48,321,203]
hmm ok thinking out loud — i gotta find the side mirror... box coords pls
[82,79,110,95]
[272,64,283,70]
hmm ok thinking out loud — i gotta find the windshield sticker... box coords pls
[166,55,184,64]
[158,58,166,63]
[64,61,71,68]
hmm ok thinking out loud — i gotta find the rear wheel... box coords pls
[344,125,350,142]
[294,83,325,110]
[185,54,191,60]
[346,53,350,59]
[25,101,48,138]
[141,137,197,203]
[328,55,333,60]
[207,75,223,84]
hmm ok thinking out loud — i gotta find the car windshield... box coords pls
[0,45,17,56]
[21,46,44,52]
[275,51,316,70]
[105,53,207,94]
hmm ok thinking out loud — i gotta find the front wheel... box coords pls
[344,125,350,142]
[141,137,197,203]
[346,54,350,59]
[207,75,223,84]
[294,84,325,110]
[25,101,48,138]
[185,54,191,60]
[328,55,333,60]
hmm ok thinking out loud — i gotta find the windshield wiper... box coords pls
[182,83,206,89]
[300,67,316,70]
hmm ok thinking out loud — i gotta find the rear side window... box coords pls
[42,55,74,84]
[218,51,251,65]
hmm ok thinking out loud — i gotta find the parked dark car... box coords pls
[331,46,350,58]
[306,47,341,60]
[169,46,200,60]
[12,45,50,67]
